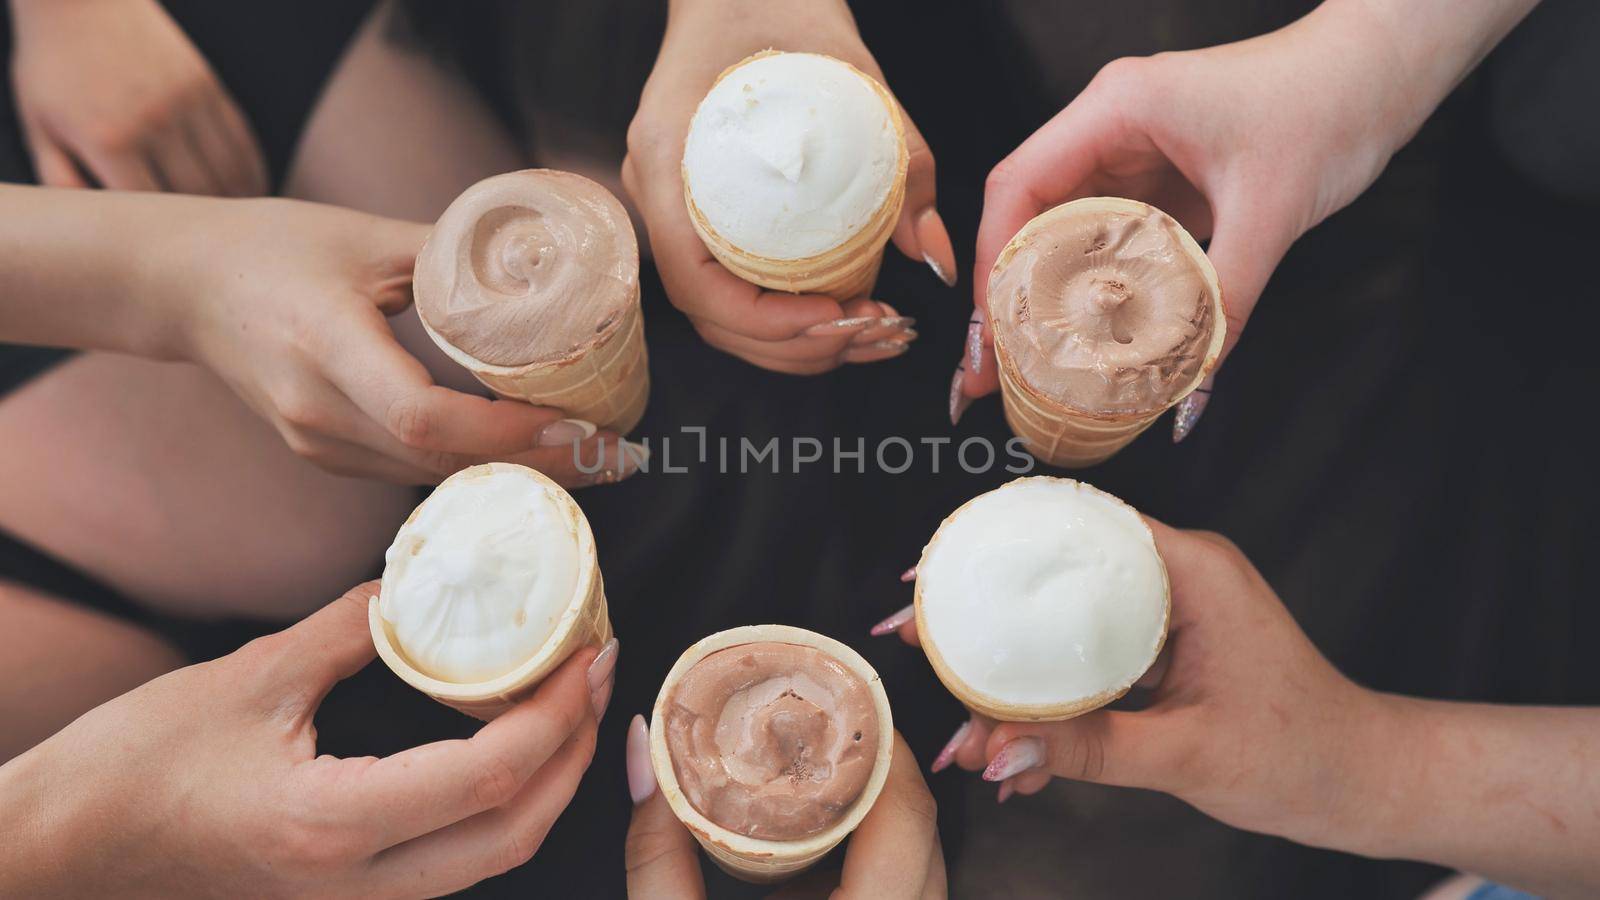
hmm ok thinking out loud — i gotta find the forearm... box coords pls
[1343,695,1600,896]
[0,185,202,357]
[1320,0,1540,150]
[0,750,74,896]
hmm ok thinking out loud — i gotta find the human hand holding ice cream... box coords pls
[623,0,955,375]
[957,0,1540,443]
[371,463,616,719]
[0,582,605,898]
[624,721,946,897]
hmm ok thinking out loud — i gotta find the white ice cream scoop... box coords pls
[681,51,908,299]
[915,477,1169,721]
[370,463,611,718]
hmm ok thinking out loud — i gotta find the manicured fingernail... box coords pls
[997,780,1015,804]
[621,440,650,474]
[844,340,911,363]
[899,567,917,583]
[536,418,598,447]
[984,736,1046,782]
[1172,386,1212,443]
[804,316,878,337]
[949,364,973,426]
[967,309,986,377]
[587,638,619,717]
[870,604,914,637]
[915,207,958,287]
[931,720,971,773]
[849,317,919,345]
[626,714,657,804]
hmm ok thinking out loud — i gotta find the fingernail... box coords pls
[997,780,1015,804]
[849,316,919,345]
[587,638,619,717]
[874,339,910,352]
[620,440,650,475]
[626,714,657,804]
[536,418,598,447]
[949,364,973,426]
[804,316,878,337]
[1172,386,1212,443]
[984,736,1046,782]
[870,604,914,637]
[899,567,917,583]
[967,309,986,377]
[931,719,971,773]
[915,207,958,287]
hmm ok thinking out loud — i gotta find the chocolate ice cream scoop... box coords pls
[989,201,1217,415]
[663,641,880,841]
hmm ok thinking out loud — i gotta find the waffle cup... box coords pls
[913,476,1170,722]
[682,51,909,300]
[420,298,650,435]
[368,463,613,721]
[649,625,896,883]
[990,197,1226,468]
[415,168,650,435]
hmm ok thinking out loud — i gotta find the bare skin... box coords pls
[882,521,1600,898]
[0,580,184,763]
[0,0,630,759]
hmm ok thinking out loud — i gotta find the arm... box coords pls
[962,0,1541,436]
[881,522,1598,896]
[1352,696,1600,897]
[0,185,203,356]
[0,185,638,486]
[0,583,612,897]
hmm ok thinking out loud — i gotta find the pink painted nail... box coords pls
[997,780,1015,804]
[966,309,986,377]
[949,364,973,426]
[870,604,914,637]
[984,736,1046,782]
[535,418,597,448]
[899,567,917,583]
[931,720,971,773]
[626,714,656,804]
[587,638,619,717]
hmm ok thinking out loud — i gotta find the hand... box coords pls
[622,0,956,375]
[9,0,269,196]
[885,522,1391,849]
[623,718,947,899]
[956,3,1419,434]
[0,581,609,898]
[168,197,638,486]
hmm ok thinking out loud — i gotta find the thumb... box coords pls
[1201,192,1295,370]
[983,709,1187,794]
[262,580,382,710]
[368,219,432,316]
[624,715,705,900]
[889,110,958,288]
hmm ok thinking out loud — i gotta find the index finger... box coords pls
[836,734,941,899]
[974,91,1118,313]
[321,644,600,849]
[329,324,570,457]
[634,176,846,341]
